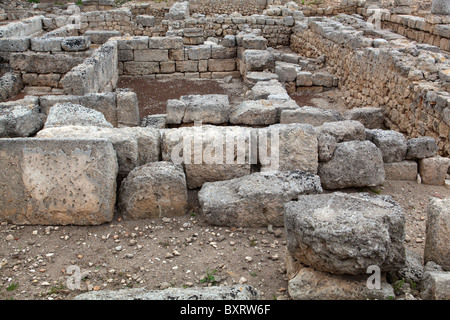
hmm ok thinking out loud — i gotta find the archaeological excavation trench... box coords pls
[1,0,450,301]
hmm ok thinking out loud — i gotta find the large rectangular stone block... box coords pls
[0,138,118,225]
[134,49,169,62]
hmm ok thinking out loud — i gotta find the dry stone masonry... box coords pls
[0,0,449,300]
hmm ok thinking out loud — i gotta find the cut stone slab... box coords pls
[242,49,274,72]
[275,61,302,82]
[384,161,418,181]
[167,1,190,20]
[119,162,188,220]
[141,114,166,129]
[420,271,450,300]
[245,79,291,101]
[0,138,118,225]
[288,266,395,300]
[74,285,260,300]
[431,0,450,15]
[311,72,336,87]
[199,171,322,227]
[406,137,438,160]
[317,133,337,162]
[318,140,385,189]
[367,129,407,163]
[244,72,279,88]
[316,120,366,143]
[280,106,338,126]
[229,100,278,125]
[61,36,91,52]
[166,94,230,124]
[37,126,160,176]
[44,103,113,128]
[425,197,450,271]
[284,192,406,275]
[0,104,44,138]
[343,107,384,129]
[419,156,450,186]
[161,125,254,189]
[116,90,140,127]
[258,123,319,174]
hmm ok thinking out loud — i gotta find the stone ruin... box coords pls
[1,0,450,300]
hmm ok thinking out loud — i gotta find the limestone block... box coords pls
[0,138,118,225]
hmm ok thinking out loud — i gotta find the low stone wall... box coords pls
[357,8,450,51]
[60,39,118,95]
[116,35,239,79]
[189,0,268,16]
[290,16,450,156]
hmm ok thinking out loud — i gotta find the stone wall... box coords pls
[291,16,450,156]
[116,35,239,79]
[189,0,268,16]
[60,39,118,95]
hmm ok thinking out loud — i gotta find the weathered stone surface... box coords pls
[44,103,113,128]
[0,104,44,138]
[311,71,336,87]
[419,156,450,185]
[317,133,337,162]
[431,0,450,15]
[116,90,140,127]
[0,37,30,52]
[384,161,418,181]
[245,79,291,101]
[141,114,166,129]
[119,127,161,166]
[167,1,190,20]
[0,72,23,102]
[10,52,84,74]
[136,15,155,27]
[242,49,274,72]
[344,107,384,129]
[316,120,366,142]
[207,59,236,72]
[425,197,450,271]
[406,137,438,160]
[318,140,385,189]
[200,171,322,227]
[0,138,118,225]
[230,100,278,125]
[258,123,318,173]
[37,126,160,176]
[61,36,91,52]
[244,71,279,88]
[39,93,118,127]
[119,162,188,220]
[241,35,267,50]
[84,30,120,44]
[284,192,406,275]
[288,266,395,300]
[74,285,260,300]
[367,129,407,163]
[134,49,169,62]
[420,271,450,300]
[161,125,254,189]
[280,106,338,126]
[296,71,313,86]
[148,36,184,50]
[398,248,424,285]
[61,41,118,96]
[166,94,230,124]
[275,61,301,82]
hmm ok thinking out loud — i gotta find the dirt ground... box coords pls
[0,176,448,300]
[117,77,245,118]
